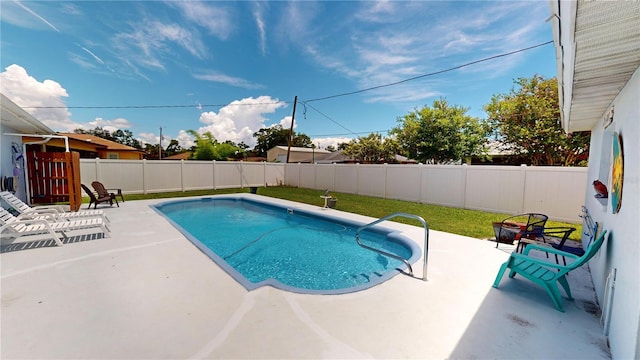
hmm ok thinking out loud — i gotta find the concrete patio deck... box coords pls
[1,194,610,359]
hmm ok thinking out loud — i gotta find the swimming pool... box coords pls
[152,196,421,294]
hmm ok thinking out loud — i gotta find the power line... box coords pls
[21,100,291,109]
[309,130,391,137]
[304,40,554,103]
[302,102,358,136]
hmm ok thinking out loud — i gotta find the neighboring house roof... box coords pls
[270,145,332,155]
[551,1,640,132]
[1,93,54,135]
[162,152,192,160]
[59,133,144,153]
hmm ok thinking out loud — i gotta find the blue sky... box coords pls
[0,1,556,150]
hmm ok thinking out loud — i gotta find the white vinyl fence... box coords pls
[80,159,587,222]
[80,159,285,194]
[285,163,587,223]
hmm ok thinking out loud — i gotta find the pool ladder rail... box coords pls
[355,212,429,281]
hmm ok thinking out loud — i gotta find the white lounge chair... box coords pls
[0,191,109,223]
[0,207,110,247]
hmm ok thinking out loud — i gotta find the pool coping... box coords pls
[151,194,423,295]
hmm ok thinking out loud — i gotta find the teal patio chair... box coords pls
[493,229,608,312]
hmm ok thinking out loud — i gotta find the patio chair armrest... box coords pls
[522,243,580,259]
[509,251,572,271]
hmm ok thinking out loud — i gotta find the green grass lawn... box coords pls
[101,186,582,241]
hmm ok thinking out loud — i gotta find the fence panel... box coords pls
[315,164,335,191]
[183,161,214,190]
[241,162,267,187]
[84,159,145,193]
[297,164,317,189]
[358,165,386,197]
[522,166,587,222]
[144,161,182,193]
[421,165,466,208]
[265,163,285,186]
[464,166,524,214]
[284,163,300,187]
[334,165,358,194]
[386,165,421,202]
[214,162,243,189]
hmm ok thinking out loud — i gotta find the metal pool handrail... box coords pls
[355,212,429,281]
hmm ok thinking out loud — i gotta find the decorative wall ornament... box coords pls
[611,132,624,214]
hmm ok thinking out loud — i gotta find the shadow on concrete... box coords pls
[1,233,105,253]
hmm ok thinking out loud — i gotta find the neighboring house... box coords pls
[551,1,639,359]
[471,140,525,165]
[161,151,192,160]
[267,146,331,163]
[0,94,56,203]
[30,133,146,160]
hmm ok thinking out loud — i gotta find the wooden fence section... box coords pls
[27,151,81,211]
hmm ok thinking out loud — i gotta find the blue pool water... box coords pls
[152,196,419,294]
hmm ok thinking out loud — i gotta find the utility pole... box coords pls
[159,127,163,160]
[285,96,297,163]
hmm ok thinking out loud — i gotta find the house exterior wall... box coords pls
[0,125,27,202]
[584,67,640,360]
[97,150,144,160]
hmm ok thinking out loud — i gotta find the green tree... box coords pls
[186,130,243,160]
[342,133,400,163]
[112,129,143,149]
[391,99,491,164]
[252,125,312,157]
[164,139,184,157]
[74,127,143,149]
[484,75,590,166]
[187,130,217,160]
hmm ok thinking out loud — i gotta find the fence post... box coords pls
[384,163,388,199]
[520,164,528,213]
[418,163,424,204]
[263,161,267,187]
[95,157,102,182]
[356,163,360,195]
[212,160,217,190]
[461,163,468,209]
[333,163,336,192]
[180,160,185,192]
[142,159,148,194]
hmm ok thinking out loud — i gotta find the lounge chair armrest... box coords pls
[16,212,60,221]
[32,205,67,213]
[509,251,572,271]
[25,208,60,216]
[522,243,580,259]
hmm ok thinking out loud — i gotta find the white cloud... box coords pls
[85,117,132,133]
[175,130,195,149]
[137,132,159,145]
[113,19,207,73]
[195,96,288,147]
[253,2,268,55]
[170,1,232,39]
[314,137,353,150]
[0,64,82,131]
[193,73,265,90]
[12,1,60,32]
